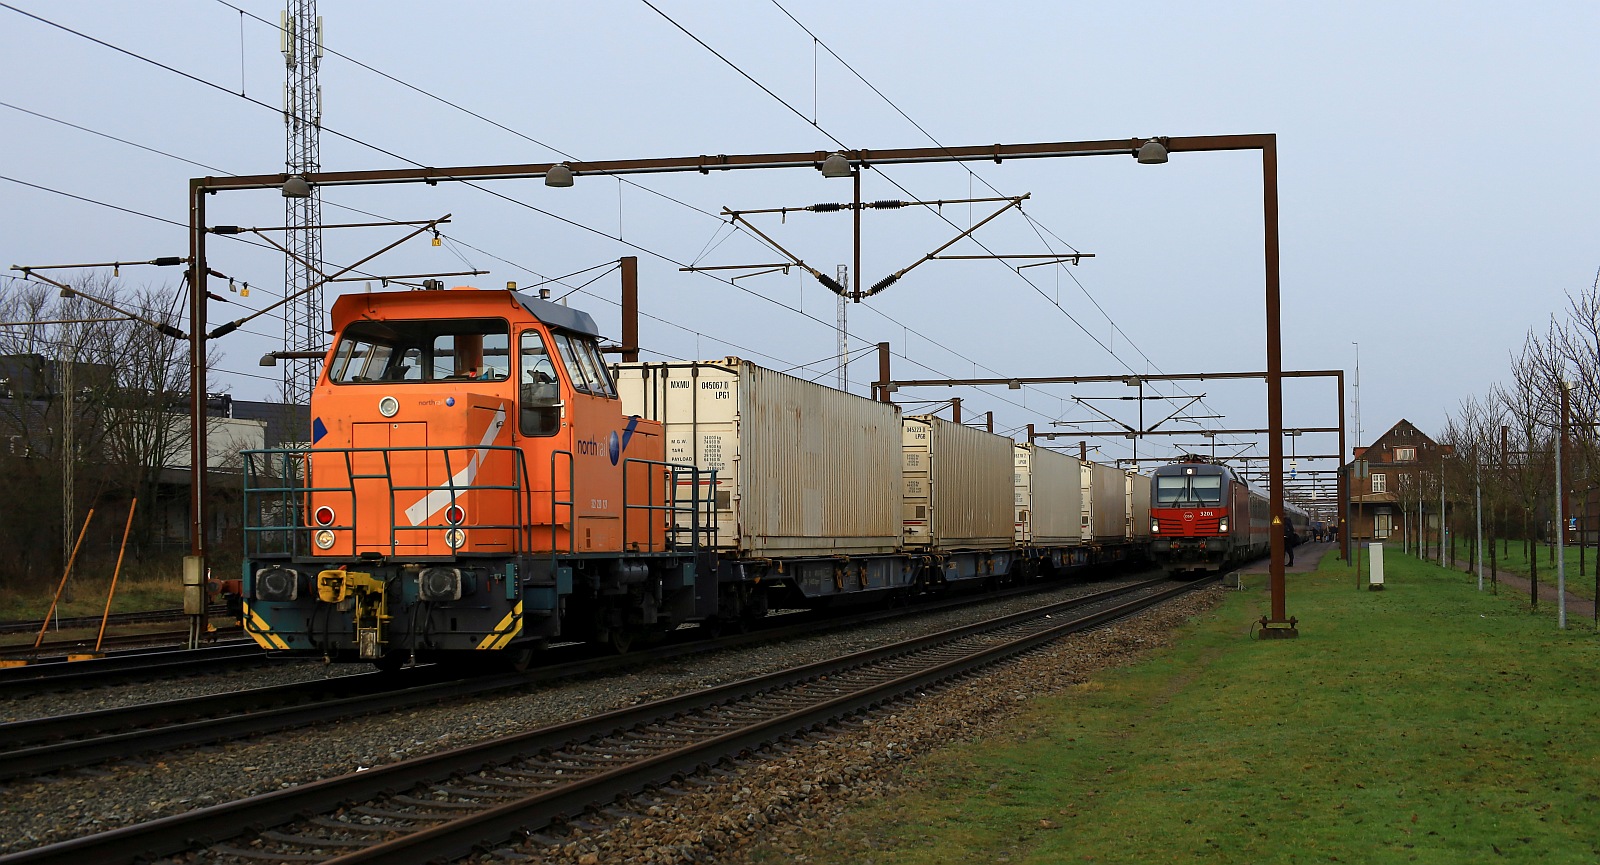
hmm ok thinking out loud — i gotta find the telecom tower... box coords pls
[281,2,323,413]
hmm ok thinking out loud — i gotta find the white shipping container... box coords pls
[903,415,1014,550]
[1127,470,1153,541]
[613,359,902,557]
[1014,444,1084,545]
[1081,461,1126,543]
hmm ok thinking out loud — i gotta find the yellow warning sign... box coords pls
[1271,516,1282,525]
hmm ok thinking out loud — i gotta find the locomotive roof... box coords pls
[1151,461,1231,475]
[332,288,603,338]
[511,291,602,337]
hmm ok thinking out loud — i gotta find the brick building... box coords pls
[1345,418,1453,544]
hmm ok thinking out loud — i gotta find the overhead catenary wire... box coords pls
[0,100,609,310]
[1,7,885,355]
[635,3,1169,435]
[0,173,413,325]
[712,1,1254,455]
[771,4,1152,361]
[9,5,1178,458]
[765,0,1162,373]
[1,4,1053,410]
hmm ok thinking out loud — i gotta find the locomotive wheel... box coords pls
[502,645,536,673]
[607,627,635,655]
[371,650,410,673]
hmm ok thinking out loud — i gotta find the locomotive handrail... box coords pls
[242,445,529,558]
[618,458,718,553]
[547,450,576,558]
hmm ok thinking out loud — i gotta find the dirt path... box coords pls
[1460,563,1598,623]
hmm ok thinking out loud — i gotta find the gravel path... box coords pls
[0,575,1161,855]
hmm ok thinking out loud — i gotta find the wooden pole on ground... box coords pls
[35,509,94,649]
[93,499,138,654]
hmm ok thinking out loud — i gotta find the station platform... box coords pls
[1232,541,1338,575]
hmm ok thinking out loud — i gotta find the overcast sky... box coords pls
[4,1,1597,482]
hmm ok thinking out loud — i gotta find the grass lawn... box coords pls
[815,550,1600,864]
[1443,537,1600,604]
[0,571,184,624]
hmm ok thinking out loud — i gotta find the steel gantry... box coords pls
[183,133,1297,636]
[875,365,1349,630]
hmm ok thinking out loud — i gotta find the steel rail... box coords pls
[3,627,245,658]
[331,579,1204,865]
[0,605,230,635]
[0,575,1147,780]
[0,576,1200,864]
[0,641,266,692]
[0,665,457,781]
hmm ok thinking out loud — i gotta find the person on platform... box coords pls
[1284,522,1300,567]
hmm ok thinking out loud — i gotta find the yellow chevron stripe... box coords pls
[242,602,290,651]
[475,601,523,650]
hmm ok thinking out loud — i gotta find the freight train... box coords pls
[1147,455,1309,576]
[236,285,1154,669]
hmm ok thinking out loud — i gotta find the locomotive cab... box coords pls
[1148,459,1241,575]
[240,287,712,667]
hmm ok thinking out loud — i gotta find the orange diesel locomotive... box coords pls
[240,287,713,668]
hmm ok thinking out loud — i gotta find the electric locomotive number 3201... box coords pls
[1146,455,1307,577]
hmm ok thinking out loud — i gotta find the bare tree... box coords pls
[1495,326,1568,607]
[0,272,208,589]
[1443,394,1505,584]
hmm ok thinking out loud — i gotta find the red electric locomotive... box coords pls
[1147,455,1283,576]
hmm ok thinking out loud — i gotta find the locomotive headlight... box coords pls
[315,529,336,549]
[378,395,400,418]
[445,528,466,549]
[418,566,463,602]
[254,566,300,601]
[1151,518,1160,534]
[1218,517,1229,533]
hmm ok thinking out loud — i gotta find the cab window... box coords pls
[580,339,617,398]
[552,332,616,399]
[571,337,613,398]
[554,333,597,395]
[328,318,508,384]
[518,329,561,437]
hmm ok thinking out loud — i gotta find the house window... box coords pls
[1395,447,1415,462]
[1372,473,1387,493]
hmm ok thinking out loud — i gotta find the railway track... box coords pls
[2,626,246,659]
[0,575,1207,865]
[0,606,230,636]
[0,574,1126,780]
[0,640,266,693]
